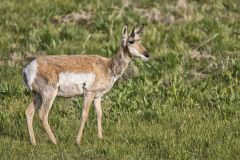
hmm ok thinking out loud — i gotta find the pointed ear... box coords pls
[131,23,144,38]
[122,25,128,38]
[130,25,136,37]
[122,25,128,46]
[139,24,144,35]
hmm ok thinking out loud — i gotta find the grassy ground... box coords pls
[0,0,240,159]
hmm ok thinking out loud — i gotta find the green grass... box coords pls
[0,0,240,159]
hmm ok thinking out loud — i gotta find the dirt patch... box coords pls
[133,0,192,24]
[52,10,92,25]
[177,0,188,10]
[134,8,175,24]
[190,70,208,80]
[189,50,216,61]
[206,62,217,73]
[0,60,4,66]
[187,49,216,80]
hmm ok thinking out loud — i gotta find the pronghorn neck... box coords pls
[110,43,131,80]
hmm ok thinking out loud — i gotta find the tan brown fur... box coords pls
[131,41,146,53]
[23,24,150,145]
[36,55,111,86]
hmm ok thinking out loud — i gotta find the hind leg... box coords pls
[38,89,58,144]
[26,93,42,145]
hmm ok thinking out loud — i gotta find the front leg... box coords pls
[76,91,95,145]
[94,97,103,139]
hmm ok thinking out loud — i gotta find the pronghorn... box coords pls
[23,24,150,145]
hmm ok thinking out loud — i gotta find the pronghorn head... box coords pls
[122,24,150,61]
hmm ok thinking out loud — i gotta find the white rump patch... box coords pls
[23,59,38,90]
[58,72,96,96]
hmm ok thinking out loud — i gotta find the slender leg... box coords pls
[39,89,58,144]
[25,93,42,145]
[76,91,95,144]
[94,97,103,139]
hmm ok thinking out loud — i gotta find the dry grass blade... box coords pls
[195,33,219,50]
[52,10,92,25]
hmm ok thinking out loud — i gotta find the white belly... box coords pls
[57,72,95,97]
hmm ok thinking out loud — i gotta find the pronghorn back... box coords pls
[23,55,112,95]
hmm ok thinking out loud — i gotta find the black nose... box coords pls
[144,51,150,58]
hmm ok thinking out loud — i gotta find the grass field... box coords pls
[0,0,240,159]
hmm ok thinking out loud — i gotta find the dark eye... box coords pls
[128,40,134,44]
